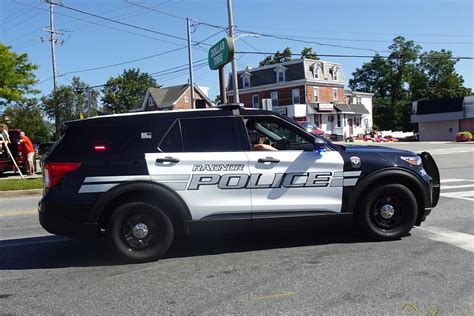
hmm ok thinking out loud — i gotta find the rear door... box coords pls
[145,116,251,220]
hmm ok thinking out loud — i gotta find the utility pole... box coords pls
[42,0,64,138]
[227,0,239,104]
[186,18,195,109]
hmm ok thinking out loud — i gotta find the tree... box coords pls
[386,36,421,107]
[101,68,158,113]
[258,47,293,66]
[1,102,52,143]
[349,36,470,131]
[42,77,99,137]
[300,47,319,60]
[411,49,471,100]
[0,43,39,106]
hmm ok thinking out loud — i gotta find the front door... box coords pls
[244,116,344,218]
[145,116,251,220]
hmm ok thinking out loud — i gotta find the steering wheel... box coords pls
[275,138,291,150]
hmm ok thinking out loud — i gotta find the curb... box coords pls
[0,189,42,198]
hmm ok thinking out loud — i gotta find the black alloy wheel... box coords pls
[109,202,174,262]
[357,184,418,240]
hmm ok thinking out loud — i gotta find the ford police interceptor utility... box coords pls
[39,105,440,262]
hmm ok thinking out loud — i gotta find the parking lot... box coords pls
[0,142,473,314]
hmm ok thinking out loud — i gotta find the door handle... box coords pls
[156,157,180,163]
[258,157,280,163]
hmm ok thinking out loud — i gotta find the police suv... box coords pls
[39,105,440,262]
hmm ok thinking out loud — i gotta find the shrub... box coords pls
[455,131,472,142]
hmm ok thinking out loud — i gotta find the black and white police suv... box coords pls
[39,105,440,262]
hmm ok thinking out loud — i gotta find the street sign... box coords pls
[208,37,234,70]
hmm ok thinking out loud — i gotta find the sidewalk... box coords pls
[0,171,42,180]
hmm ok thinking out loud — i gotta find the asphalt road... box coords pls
[0,142,473,314]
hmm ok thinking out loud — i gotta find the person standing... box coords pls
[19,131,35,175]
[0,124,10,156]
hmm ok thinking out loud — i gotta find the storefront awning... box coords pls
[334,103,370,114]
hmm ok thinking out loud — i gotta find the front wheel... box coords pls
[108,202,174,262]
[357,184,418,240]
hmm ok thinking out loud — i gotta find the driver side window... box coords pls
[245,117,312,150]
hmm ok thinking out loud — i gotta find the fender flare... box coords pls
[345,168,431,213]
[88,181,192,223]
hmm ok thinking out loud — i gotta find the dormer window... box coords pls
[277,70,285,82]
[241,71,252,88]
[243,76,250,88]
[274,65,287,83]
[333,68,338,81]
[313,63,320,79]
[148,97,154,108]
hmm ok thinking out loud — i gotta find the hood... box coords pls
[342,145,416,155]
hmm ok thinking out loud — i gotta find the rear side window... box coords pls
[159,121,182,152]
[179,117,242,152]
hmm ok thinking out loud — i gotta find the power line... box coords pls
[58,47,187,77]
[236,51,474,60]
[125,0,187,21]
[12,0,187,47]
[51,1,208,45]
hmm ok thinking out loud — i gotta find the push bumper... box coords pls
[38,200,98,239]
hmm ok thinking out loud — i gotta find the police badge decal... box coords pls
[350,156,361,169]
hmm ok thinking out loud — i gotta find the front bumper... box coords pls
[38,200,98,239]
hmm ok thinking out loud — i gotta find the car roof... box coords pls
[66,107,277,127]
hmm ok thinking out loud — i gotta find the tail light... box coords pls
[43,162,81,189]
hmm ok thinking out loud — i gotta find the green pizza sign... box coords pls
[208,37,235,70]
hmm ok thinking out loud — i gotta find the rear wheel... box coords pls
[357,184,418,240]
[108,202,174,262]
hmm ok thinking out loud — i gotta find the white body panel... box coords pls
[245,150,344,213]
[145,152,250,220]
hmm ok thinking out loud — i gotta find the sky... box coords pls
[1,0,473,101]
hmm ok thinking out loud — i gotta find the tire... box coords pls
[108,202,174,262]
[357,184,418,240]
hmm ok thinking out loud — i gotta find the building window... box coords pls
[277,70,285,83]
[313,64,319,79]
[243,76,250,88]
[184,95,189,103]
[313,87,319,103]
[337,114,341,127]
[333,88,338,102]
[147,97,154,108]
[271,92,278,106]
[356,97,362,104]
[333,68,338,81]
[252,94,260,108]
[292,89,300,104]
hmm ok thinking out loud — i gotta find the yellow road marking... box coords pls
[0,210,37,217]
[240,291,296,302]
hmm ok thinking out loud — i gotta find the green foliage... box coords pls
[0,43,39,106]
[101,68,158,113]
[1,102,52,143]
[411,50,471,100]
[258,47,319,66]
[258,47,293,66]
[41,76,99,137]
[300,47,319,60]
[349,36,471,131]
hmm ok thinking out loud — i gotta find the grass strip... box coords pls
[0,178,43,191]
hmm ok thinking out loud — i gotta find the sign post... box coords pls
[208,37,235,104]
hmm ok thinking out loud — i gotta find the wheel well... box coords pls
[353,175,425,223]
[98,189,187,235]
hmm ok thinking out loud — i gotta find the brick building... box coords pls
[227,58,373,139]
